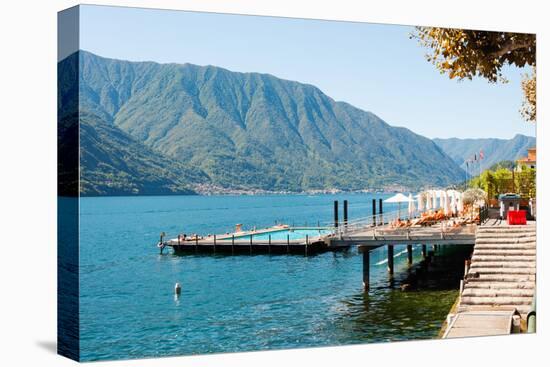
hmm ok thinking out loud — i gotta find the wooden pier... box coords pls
[353,224,477,289]
[157,199,536,337]
[165,236,329,255]
[161,226,336,256]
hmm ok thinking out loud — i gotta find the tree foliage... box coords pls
[521,70,536,122]
[470,165,535,199]
[463,188,487,206]
[413,27,536,122]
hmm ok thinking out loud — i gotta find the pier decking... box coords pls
[335,224,477,247]
[163,226,332,255]
[443,309,520,338]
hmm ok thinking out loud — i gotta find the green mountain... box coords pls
[433,135,535,170]
[58,53,208,196]
[78,111,209,196]
[61,51,467,195]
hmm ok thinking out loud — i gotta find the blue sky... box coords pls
[80,5,535,139]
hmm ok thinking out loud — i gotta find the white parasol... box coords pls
[457,192,464,214]
[408,193,416,218]
[417,192,425,212]
[385,193,413,220]
[443,191,451,216]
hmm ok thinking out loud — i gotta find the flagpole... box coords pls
[479,149,483,188]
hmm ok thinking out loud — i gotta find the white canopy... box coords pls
[384,193,413,203]
[385,193,412,219]
[408,193,416,218]
[451,190,459,215]
[417,192,425,212]
[457,192,464,214]
[426,191,432,210]
[443,191,451,216]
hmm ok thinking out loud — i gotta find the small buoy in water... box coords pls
[174,282,182,295]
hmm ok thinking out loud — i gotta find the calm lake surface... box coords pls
[77,194,467,361]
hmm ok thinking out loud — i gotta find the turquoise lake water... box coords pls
[76,194,468,361]
[232,228,333,240]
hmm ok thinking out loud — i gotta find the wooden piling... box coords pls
[334,200,339,229]
[231,234,235,254]
[387,245,394,275]
[422,244,427,259]
[213,235,216,253]
[379,198,383,224]
[305,235,309,256]
[343,200,348,229]
[372,199,377,226]
[268,234,271,254]
[407,244,413,265]
[249,234,253,254]
[363,250,370,291]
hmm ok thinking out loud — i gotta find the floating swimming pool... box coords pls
[233,228,333,241]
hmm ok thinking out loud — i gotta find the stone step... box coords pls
[457,305,532,315]
[473,244,536,250]
[465,282,535,289]
[477,239,536,243]
[473,250,536,256]
[476,232,535,237]
[476,233,536,238]
[475,238,536,245]
[462,288,534,298]
[470,261,536,269]
[460,296,533,306]
[468,268,536,275]
[471,255,536,262]
[477,226,535,231]
[476,228,537,236]
[466,274,535,282]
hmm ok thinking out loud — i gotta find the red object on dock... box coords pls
[507,210,527,225]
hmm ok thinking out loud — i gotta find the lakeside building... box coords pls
[516,147,536,171]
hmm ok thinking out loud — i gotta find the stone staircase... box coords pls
[458,224,536,316]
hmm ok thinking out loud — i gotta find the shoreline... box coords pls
[71,189,433,199]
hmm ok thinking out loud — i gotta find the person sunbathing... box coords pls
[409,218,422,226]
[391,218,404,228]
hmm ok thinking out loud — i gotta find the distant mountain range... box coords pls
[433,135,535,171]
[59,51,467,196]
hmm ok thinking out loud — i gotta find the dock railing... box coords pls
[479,204,489,224]
[330,208,477,240]
[163,206,479,248]
[329,209,409,238]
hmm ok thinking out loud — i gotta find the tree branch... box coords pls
[489,40,531,59]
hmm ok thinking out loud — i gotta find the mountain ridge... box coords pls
[60,50,467,195]
[433,134,536,170]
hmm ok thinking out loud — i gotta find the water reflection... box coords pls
[329,244,472,344]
